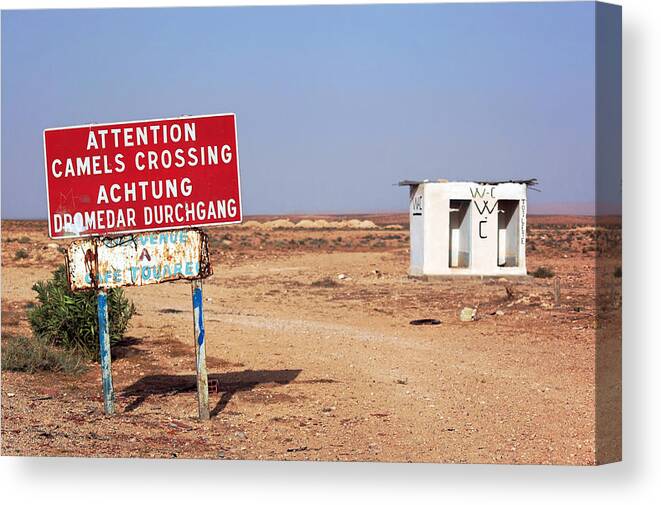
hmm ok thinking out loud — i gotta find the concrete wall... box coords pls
[407,181,527,277]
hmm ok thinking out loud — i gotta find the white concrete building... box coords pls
[399,179,535,277]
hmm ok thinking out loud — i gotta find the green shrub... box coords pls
[530,266,555,279]
[28,265,135,359]
[18,236,31,244]
[1,335,87,375]
[14,249,29,260]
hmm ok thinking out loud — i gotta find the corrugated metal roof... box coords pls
[397,178,538,187]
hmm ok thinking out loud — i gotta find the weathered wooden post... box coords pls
[554,277,561,306]
[97,289,115,415]
[191,279,210,420]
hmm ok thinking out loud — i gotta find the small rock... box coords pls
[460,307,477,322]
[6,392,16,398]
[337,273,350,280]
[495,310,505,316]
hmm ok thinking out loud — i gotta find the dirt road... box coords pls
[1,216,621,464]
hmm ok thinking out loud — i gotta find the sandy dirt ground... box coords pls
[1,214,621,464]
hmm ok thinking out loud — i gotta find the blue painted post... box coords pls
[97,289,115,415]
[192,279,210,420]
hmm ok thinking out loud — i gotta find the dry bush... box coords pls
[2,335,87,375]
[311,277,340,288]
[530,266,555,278]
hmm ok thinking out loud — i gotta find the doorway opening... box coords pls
[497,200,520,267]
[449,200,471,268]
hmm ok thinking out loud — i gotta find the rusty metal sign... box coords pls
[66,229,212,291]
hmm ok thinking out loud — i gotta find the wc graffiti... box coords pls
[469,186,496,199]
[471,187,497,240]
[412,195,423,216]
[520,199,527,245]
[473,199,497,216]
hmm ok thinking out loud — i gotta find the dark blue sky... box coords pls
[2,2,600,218]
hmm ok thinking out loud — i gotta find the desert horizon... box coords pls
[0,210,622,225]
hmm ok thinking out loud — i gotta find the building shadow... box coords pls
[121,369,302,417]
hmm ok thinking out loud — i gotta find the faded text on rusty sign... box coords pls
[66,229,212,290]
